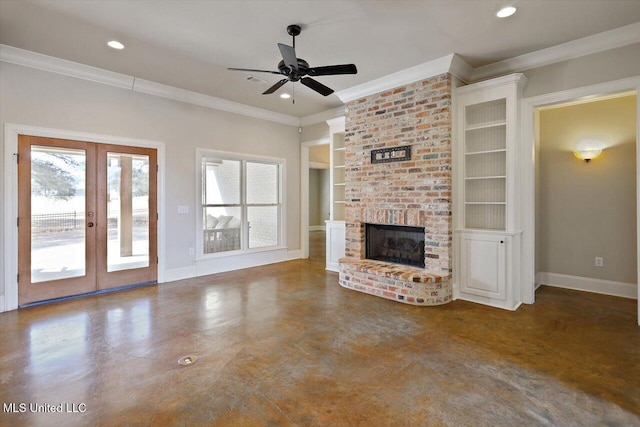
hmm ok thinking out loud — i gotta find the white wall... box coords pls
[0,62,301,297]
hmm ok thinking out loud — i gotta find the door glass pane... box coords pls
[31,146,86,283]
[246,162,279,204]
[107,153,149,272]
[248,206,279,248]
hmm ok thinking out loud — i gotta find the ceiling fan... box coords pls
[228,24,357,98]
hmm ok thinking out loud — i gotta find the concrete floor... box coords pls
[1,231,639,426]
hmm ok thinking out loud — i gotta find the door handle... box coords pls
[88,222,94,228]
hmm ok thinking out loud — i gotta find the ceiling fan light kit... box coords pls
[228,24,357,101]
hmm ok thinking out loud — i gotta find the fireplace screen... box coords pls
[365,223,425,268]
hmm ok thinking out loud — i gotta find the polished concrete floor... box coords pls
[1,231,639,426]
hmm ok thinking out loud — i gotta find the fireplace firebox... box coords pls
[365,223,425,268]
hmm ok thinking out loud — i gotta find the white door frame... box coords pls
[520,76,640,325]
[300,137,330,258]
[3,123,166,312]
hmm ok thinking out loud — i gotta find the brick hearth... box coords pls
[338,73,453,306]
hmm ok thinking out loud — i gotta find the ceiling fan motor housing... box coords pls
[277,59,309,81]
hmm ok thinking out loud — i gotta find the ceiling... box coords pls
[1,0,640,118]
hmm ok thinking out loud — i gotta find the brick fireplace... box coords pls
[338,74,453,306]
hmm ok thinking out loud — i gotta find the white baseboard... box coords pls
[309,225,326,232]
[163,248,296,283]
[163,266,198,283]
[0,295,5,313]
[536,272,637,300]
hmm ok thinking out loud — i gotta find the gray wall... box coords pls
[0,62,301,297]
[536,94,637,284]
[523,43,640,98]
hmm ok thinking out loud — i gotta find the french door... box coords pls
[17,135,157,305]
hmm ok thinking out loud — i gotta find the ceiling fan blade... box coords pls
[300,77,334,96]
[307,64,358,76]
[262,79,289,95]
[228,67,281,75]
[278,43,298,72]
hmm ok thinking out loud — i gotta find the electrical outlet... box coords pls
[595,256,604,267]
[188,247,195,256]
[177,205,189,214]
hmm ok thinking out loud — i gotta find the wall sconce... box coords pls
[574,139,605,163]
[573,148,602,163]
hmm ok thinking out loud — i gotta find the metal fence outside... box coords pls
[32,210,149,232]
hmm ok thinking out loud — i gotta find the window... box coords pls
[199,150,284,256]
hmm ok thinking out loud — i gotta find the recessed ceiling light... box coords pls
[107,40,125,50]
[280,93,291,99]
[496,6,517,18]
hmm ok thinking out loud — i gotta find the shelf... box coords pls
[334,183,345,186]
[334,165,345,169]
[465,175,506,180]
[465,122,506,131]
[334,201,346,204]
[334,147,346,152]
[465,149,506,156]
[464,202,506,205]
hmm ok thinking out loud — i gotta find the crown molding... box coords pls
[0,44,134,90]
[132,78,300,127]
[471,21,640,82]
[0,44,300,127]
[299,106,345,127]
[335,54,473,103]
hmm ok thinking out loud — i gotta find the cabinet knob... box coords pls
[500,240,504,244]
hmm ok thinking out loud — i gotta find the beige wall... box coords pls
[537,94,637,284]
[309,168,329,226]
[0,62,301,297]
[301,122,329,142]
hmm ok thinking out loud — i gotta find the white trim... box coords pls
[163,248,294,282]
[195,148,287,262]
[287,249,302,260]
[300,106,346,127]
[536,272,637,300]
[335,54,471,103]
[0,44,134,90]
[309,225,326,232]
[0,295,4,313]
[3,123,166,312]
[132,78,299,127]
[472,22,640,82]
[300,137,331,259]
[521,77,640,327]
[0,44,300,127]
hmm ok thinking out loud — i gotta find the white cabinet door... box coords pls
[326,221,345,272]
[460,233,506,300]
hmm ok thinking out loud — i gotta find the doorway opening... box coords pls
[301,138,330,260]
[534,92,637,301]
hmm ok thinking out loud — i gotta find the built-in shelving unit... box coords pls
[332,132,346,221]
[325,116,347,272]
[454,73,527,311]
[463,99,507,230]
